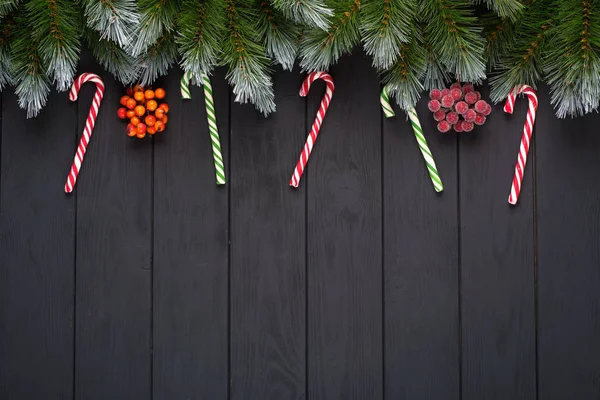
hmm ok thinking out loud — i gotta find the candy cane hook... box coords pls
[504,85,538,205]
[64,73,105,193]
[289,71,335,188]
[380,85,444,192]
[181,70,226,185]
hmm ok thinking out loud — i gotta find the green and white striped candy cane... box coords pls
[181,70,226,185]
[380,85,444,192]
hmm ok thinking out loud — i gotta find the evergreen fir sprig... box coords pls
[138,32,178,85]
[471,0,523,21]
[488,0,553,103]
[545,0,600,118]
[382,36,427,110]
[422,26,450,89]
[177,0,225,80]
[28,0,81,91]
[299,0,361,71]
[85,28,139,85]
[256,0,300,70]
[0,0,19,18]
[421,0,486,83]
[0,15,15,90]
[222,0,275,115]
[131,0,181,56]
[361,0,414,69]
[482,13,517,68]
[10,11,50,117]
[270,0,333,30]
[82,0,139,49]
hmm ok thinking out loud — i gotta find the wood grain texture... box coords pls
[152,67,229,400]
[5,57,600,400]
[0,90,76,400]
[74,53,152,400]
[459,84,536,400]
[229,68,306,400]
[383,95,460,399]
[536,85,600,400]
[306,52,383,400]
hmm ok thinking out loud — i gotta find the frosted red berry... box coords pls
[430,89,442,100]
[455,101,469,114]
[475,113,486,126]
[474,100,488,114]
[464,109,477,122]
[433,110,446,122]
[446,111,459,125]
[482,104,492,116]
[464,92,478,105]
[429,82,490,133]
[437,120,452,133]
[454,120,464,132]
[451,88,463,101]
[428,99,441,112]
[441,95,455,108]
[462,83,474,93]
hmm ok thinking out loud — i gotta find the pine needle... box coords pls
[222,0,275,115]
[299,0,361,71]
[177,0,225,79]
[361,0,414,69]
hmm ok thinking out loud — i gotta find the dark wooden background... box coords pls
[1,51,599,400]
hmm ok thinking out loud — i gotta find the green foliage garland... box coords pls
[1,0,599,119]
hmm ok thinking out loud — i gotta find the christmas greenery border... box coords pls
[0,0,596,119]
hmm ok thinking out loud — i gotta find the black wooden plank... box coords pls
[536,85,600,400]
[0,90,76,400]
[229,68,306,400]
[74,54,152,399]
[383,95,460,399]
[305,52,383,399]
[459,84,536,400]
[153,67,229,400]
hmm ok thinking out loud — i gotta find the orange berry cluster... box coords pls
[117,85,169,139]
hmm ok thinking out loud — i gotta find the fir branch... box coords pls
[489,0,553,103]
[421,0,486,83]
[382,36,427,110]
[177,0,225,79]
[299,0,361,71]
[545,0,600,117]
[270,0,333,30]
[82,0,139,49]
[28,0,81,91]
[138,31,178,85]
[10,8,50,117]
[222,0,275,115]
[0,15,15,90]
[361,0,414,69]
[85,28,140,85]
[256,0,300,70]
[0,0,20,18]
[422,25,450,89]
[482,13,517,68]
[471,0,523,21]
[131,0,181,56]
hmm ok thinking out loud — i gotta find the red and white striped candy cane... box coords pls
[504,85,538,205]
[65,73,105,193]
[290,71,335,188]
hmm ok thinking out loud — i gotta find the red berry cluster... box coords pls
[427,83,492,133]
[117,85,169,139]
